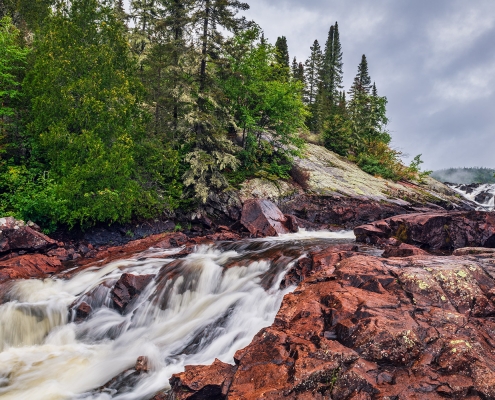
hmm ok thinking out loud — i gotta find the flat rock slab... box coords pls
[0,254,63,283]
[454,247,495,256]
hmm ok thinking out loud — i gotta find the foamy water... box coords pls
[448,183,495,211]
[0,230,354,400]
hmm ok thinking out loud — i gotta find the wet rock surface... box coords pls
[168,249,495,400]
[111,273,155,314]
[0,254,63,283]
[354,211,495,250]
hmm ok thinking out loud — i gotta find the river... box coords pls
[0,230,356,400]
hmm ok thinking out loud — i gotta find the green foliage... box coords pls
[409,154,432,183]
[275,36,290,68]
[19,0,181,228]
[0,16,29,142]
[220,28,307,183]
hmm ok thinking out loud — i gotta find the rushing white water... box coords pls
[0,230,355,400]
[448,183,495,211]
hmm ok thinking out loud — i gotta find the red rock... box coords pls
[168,250,495,399]
[111,273,155,313]
[73,301,92,322]
[0,254,63,283]
[206,231,241,241]
[169,359,236,400]
[355,211,495,250]
[284,214,299,233]
[240,199,290,237]
[382,243,429,258]
[0,217,56,254]
[46,247,71,261]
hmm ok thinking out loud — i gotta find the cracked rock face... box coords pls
[167,248,495,399]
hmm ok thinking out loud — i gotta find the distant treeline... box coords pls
[432,168,495,184]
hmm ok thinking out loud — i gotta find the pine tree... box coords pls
[275,36,290,68]
[304,40,322,132]
[291,57,304,83]
[292,56,298,78]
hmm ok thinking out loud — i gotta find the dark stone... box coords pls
[355,211,495,250]
[111,273,155,314]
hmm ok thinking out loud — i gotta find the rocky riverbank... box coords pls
[162,233,495,399]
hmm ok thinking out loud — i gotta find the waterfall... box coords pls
[448,183,495,211]
[0,230,355,400]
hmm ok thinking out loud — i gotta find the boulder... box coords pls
[240,199,290,237]
[354,211,495,250]
[0,254,63,283]
[111,273,155,313]
[0,217,56,254]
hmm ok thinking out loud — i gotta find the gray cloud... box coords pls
[243,0,495,170]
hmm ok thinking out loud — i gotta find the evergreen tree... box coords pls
[23,0,180,227]
[140,0,196,138]
[275,36,290,68]
[304,40,322,132]
[321,22,343,108]
[185,0,250,202]
[291,57,304,83]
[349,54,371,98]
[292,56,298,78]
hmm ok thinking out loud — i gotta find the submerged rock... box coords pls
[354,211,495,250]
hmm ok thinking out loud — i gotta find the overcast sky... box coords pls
[241,0,495,170]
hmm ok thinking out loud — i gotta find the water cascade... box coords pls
[0,230,355,400]
[448,183,495,211]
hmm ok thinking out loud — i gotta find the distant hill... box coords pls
[431,167,495,184]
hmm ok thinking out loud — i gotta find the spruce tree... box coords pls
[349,54,372,98]
[291,57,304,83]
[292,56,298,78]
[321,22,343,108]
[304,40,323,132]
[275,36,290,68]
